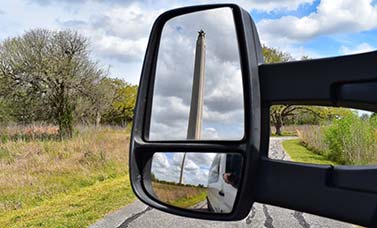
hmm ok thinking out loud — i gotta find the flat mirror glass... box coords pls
[148,152,243,213]
[148,8,244,140]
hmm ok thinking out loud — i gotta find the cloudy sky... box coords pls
[1,0,376,138]
[1,0,376,85]
[149,8,244,140]
[151,152,217,186]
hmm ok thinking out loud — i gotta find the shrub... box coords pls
[324,114,377,164]
[297,114,377,165]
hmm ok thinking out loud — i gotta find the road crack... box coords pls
[246,206,256,225]
[263,205,274,228]
[293,211,310,228]
[117,206,152,228]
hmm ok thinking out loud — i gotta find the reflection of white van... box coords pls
[207,154,241,213]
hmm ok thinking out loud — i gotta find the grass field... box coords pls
[0,126,339,227]
[0,126,135,227]
[151,181,207,208]
[282,139,338,165]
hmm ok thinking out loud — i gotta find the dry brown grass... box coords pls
[296,125,328,154]
[151,181,206,207]
[0,126,130,213]
[0,123,59,141]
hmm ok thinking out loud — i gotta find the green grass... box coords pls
[282,139,339,165]
[0,175,135,228]
[270,132,297,137]
[170,191,207,208]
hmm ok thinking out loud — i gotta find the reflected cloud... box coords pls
[149,8,244,140]
[152,152,217,186]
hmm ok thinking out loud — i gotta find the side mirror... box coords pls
[130,3,377,227]
[129,4,263,221]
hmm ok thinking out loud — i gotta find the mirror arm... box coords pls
[259,51,377,108]
[330,165,377,193]
[254,158,377,227]
[337,81,377,112]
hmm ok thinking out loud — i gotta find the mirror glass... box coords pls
[148,152,242,213]
[148,8,244,140]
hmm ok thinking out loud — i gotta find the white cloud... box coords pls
[92,5,160,40]
[152,153,170,169]
[203,127,219,139]
[87,4,162,62]
[198,0,315,12]
[148,96,190,140]
[31,0,316,12]
[95,35,148,62]
[148,8,245,140]
[340,42,376,55]
[151,152,217,186]
[184,159,200,171]
[48,0,318,83]
[7,0,376,84]
[258,0,377,45]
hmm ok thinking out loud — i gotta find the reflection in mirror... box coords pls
[269,105,377,165]
[149,7,244,140]
[148,152,242,213]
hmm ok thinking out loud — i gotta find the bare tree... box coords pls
[0,29,105,138]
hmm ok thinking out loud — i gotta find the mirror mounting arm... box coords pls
[259,50,377,111]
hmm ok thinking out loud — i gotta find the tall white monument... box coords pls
[179,30,206,184]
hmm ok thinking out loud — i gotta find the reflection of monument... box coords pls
[179,30,206,184]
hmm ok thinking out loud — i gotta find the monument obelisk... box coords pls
[179,30,206,184]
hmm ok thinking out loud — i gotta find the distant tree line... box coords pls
[151,174,205,188]
[0,29,137,139]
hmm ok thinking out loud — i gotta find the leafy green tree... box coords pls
[0,98,13,123]
[285,106,354,125]
[74,78,137,127]
[103,82,138,127]
[75,77,119,126]
[262,45,292,63]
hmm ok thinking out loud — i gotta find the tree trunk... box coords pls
[58,111,73,140]
[275,124,282,136]
[57,91,74,140]
[95,111,101,127]
[275,116,283,136]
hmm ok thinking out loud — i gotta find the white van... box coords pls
[207,154,241,213]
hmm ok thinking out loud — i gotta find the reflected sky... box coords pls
[149,8,244,140]
[151,152,217,186]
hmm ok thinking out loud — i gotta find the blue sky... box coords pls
[0,0,376,85]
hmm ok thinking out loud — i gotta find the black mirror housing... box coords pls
[129,3,377,226]
[129,4,264,221]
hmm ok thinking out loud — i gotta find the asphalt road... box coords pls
[90,137,354,228]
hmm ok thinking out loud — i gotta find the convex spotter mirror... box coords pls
[149,152,242,213]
